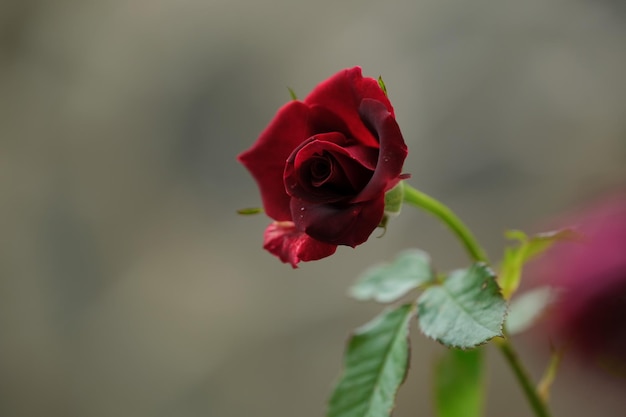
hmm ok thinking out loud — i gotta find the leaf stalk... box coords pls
[402,183,553,417]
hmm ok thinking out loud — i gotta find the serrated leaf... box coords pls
[327,304,414,417]
[506,286,558,335]
[417,263,507,348]
[384,181,404,216]
[350,249,435,303]
[499,228,578,299]
[435,348,484,417]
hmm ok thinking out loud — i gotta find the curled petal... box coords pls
[305,67,393,147]
[237,101,313,221]
[354,98,408,203]
[264,221,337,268]
[284,132,376,203]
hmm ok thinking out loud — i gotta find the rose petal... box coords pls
[263,221,337,268]
[305,67,393,148]
[353,98,408,203]
[237,101,313,221]
[290,196,385,247]
[333,151,376,191]
[284,133,375,203]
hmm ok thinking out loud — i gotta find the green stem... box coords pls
[402,184,489,263]
[402,182,552,417]
[496,338,553,417]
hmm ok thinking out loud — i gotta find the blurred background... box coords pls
[1,0,625,416]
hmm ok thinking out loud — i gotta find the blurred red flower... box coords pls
[532,194,626,374]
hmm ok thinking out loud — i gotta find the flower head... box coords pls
[532,194,626,372]
[238,67,408,267]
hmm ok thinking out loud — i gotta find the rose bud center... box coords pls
[309,154,332,186]
[284,133,376,204]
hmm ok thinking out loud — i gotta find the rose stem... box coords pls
[494,336,553,417]
[401,184,488,263]
[402,183,553,417]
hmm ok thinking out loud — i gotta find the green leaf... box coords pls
[435,348,484,417]
[503,229,527,241]
[523,229,580,259]
[417,263,507,348]
[349,249,435,303]
[327,304,415,417]
[377,75,388,96]
[384,181,404,216]
[236,207,263,215]
[499,228,578,299]
[506,286,558,335]
[537,346,563,403]
[377,215,390,235]
[287,87,298,100]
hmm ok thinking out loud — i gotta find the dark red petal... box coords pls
[263,221,337,268]
[353,98,408,203]
[332,151,376,191]
[284,133,375,203]
[290,196,385,247]
[341,143,378,171]
[237,101,313,221]
[305,67,393,148]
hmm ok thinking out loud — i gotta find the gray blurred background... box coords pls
[1,0,625,416]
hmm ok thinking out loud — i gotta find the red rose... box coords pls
[238,67,408,267]
[532,194,626,372]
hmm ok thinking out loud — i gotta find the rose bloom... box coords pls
[532,194,626,372]
[238,67,408,267]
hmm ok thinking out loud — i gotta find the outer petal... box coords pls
[263,221,337,268]
[353,98,408,203]
[290,196,385,247]
[305,67,393,148]
[237,101,313,221]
